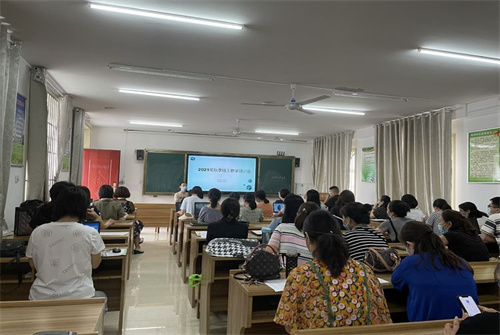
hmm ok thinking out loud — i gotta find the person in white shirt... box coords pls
[177,186,204,216]
[26,186,105,300]
[481,196,500,248]
[401,194,425,222]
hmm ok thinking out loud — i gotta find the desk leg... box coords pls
[176,222,184,266]
[181,239,190,282]
[127,226,133,280]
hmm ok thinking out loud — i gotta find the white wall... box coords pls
[455,96,500,212]
[90,127,314,203]
[353,126,377,204]
[5,58,30,230]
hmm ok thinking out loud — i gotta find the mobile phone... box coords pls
[457,295,481,316]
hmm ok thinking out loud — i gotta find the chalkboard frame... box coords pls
[143,149,295,195]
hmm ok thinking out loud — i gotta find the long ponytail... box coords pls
[245,193,257,210]
[207,188,221,209]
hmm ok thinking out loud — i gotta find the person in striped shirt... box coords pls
[267,196,319,265]
[342,202,389,262]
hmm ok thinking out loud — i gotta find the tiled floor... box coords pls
[104,227,201,335]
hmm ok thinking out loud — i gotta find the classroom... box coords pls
[0,1,499,335]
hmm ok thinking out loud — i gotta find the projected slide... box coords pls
[187,155,257,193]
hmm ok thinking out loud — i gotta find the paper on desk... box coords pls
[265,278,286,292]
[100,232,129,236]
[195,231,207,238]
[377,277,389,284]
[251,230,262,236]
[101,248,127,257]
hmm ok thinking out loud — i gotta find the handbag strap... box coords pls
[367,248,393,271]
[360,263,371,325]
[388,218,398,242]
[308,261,335,327]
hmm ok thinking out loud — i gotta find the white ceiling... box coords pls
[3,1,499,140]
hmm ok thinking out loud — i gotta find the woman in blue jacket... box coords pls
[392,221,477,322]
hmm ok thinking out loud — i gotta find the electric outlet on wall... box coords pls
[14,175,19,183]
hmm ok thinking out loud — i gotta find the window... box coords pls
[47,93,59,189]
[349,149,356,192]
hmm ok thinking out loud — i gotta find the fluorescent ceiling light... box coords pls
[332,90,409,102]
[417,48,500,65]
[302,106,365,116]
[89,3,243,30]
[119,89,200,101]
[109,63,214,82]
[255,130,299,136]
[129,121,183,128]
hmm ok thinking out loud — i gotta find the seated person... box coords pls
[93,184,125,229]
[255,190,273,217]
[444,306,500,335]
[267,196,315,265]
[370,195,391,220]
[26,186,105,300]
[206,198,248,243]
[273,188,290,217]
[329,190,355,230]
[392,221,478,321]
[342,202,389,261]
[29,181,75,229]
[480,196,500,248]
[376,200,412,242]
[305,189,327,210]
[239,193,264,223]
[324,185,339,211]
[174,182,189,204]
[177,186,204,216]
[458,201,488,234]
[114,186,144,254]
[227,192,240,202]
[198,188,223,223]
[401,194,425,221]
[426,198,452,235]
[439,210,489,262]
[274,210,391,333]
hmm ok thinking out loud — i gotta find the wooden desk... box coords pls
[135,203,175,233]
[174,218,196,261]
[0,298,105,335]
[109,220,134,279]
[181,222,267,283]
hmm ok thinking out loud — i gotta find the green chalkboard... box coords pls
[258,157,294,194]
[143,151,186,194]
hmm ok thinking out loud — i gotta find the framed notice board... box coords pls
[143,151,186,194]
[468,128,500,183]
[258,156,295,194]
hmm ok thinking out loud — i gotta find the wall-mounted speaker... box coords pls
[136,149,144,160]
[295,158,300,167]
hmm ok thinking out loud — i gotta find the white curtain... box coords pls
[0,26,22,232]
[375,109,453,216]
[56,94,73,180]
[70,107,85,185]
[312,131,354,192]
[26,67,49,201]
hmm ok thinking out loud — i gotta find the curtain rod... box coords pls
[374,106,458,126]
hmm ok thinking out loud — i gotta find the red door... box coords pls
[82,149,121,201]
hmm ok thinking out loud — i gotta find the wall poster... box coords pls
[468,128,500,183]
[361,147,375,183]
[11,93,26,166]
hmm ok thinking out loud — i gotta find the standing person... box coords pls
[198,188,223,223]
[459,201,488,234]
[206,198,247,243]
[439,210,489,262]
[239,193,264,223]
[114,186,145,254]
[376,200,412,242]
[401,194,425,221]
[174,182,189,205]
[342,202,389,261]
[324,186,339,211]
[426,198,452,235]
[29,181,75,229]
[92,184,125,229]
[481,196,500,248]
[177,186,204,216]
[274,210,391,333]
[255,190,273,217]
[392,221,478,321]
[26,187,105,300]
[371,195,391,220]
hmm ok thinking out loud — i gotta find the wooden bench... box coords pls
[135,203,175,233]
[295,319,452,335]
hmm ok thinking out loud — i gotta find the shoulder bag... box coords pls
[364,247,401,272]
[242,244,282,281]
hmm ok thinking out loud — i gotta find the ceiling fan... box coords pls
[242,84,330,115]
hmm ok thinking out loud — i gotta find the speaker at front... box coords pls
[136,149,144,160]
[295,158,300,167]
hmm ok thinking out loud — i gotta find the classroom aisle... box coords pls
[103,227,203,335]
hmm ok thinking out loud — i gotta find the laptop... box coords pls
[273,202,284,214]
[194,202,210,220]
[83,221,101,233]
